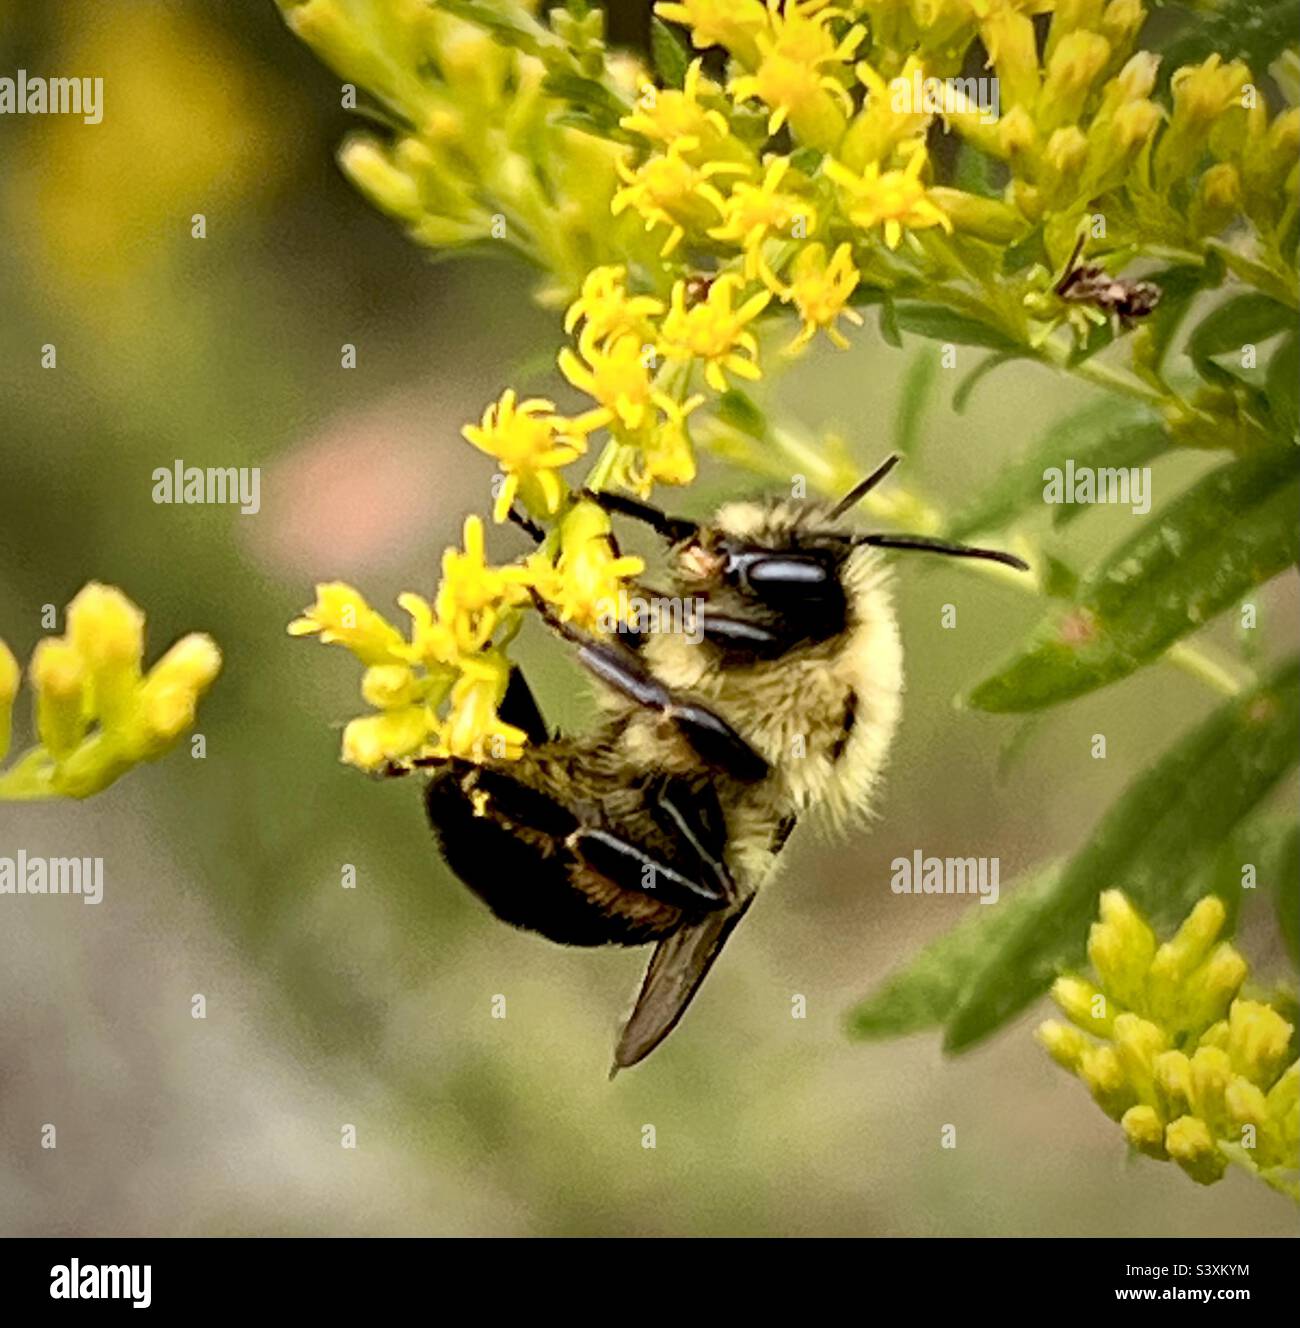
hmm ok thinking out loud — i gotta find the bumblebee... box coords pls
[420,456,1028,1072]
[1054,235,1162,327]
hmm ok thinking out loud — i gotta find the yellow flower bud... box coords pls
[67,582,145,728]
[1154,1050,1194,1120]
[1226,999,1294,1090]
[1044,126,1089,179]
[1051,975,1116,1035]
[361,663,421,711]
[1189,1045,1233,1129]
[1037,1019,1089,1071]
[1081,1044,1135,1120]
[1195,161,1241,232]
[980,11,1040,111]
[1122,1104,1167,1158]
[1087,889,1155,1008]
[340,138,423,220]
[1165,1114,1228,1185]
[1101,0,1146,55]
[1112,98,1162,150]
[1042,32,1112,126]
[0,638,19,762]
[288,582,409,666]
[1113,1012,1167,1103]
[29,638,88,760]
[1171,54,1251,126]
[997,105,1038,158]
[342,708,432,771]
[1108,52,1157,104]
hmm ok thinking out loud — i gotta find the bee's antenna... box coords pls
[853,532,1029,571]
[578,489,699,543]
[829,454,902,520]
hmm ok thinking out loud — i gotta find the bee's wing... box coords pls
[612,894,755,1074]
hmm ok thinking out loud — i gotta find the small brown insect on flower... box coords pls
[683,273,715,308]
[1055,235,1162,329]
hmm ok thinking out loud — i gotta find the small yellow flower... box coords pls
[659,273,771,391]
[776,241,865,352]
[620,58,731,146]
[1038,891,1300,1198]
[729,0,863,150]
[440,655,529,762]
[563,265,665,345]
[611,139,747,257]
[559,330,661,433]
[461,388,588,522]
[825,147,954,249]
[1170,53,1251,125]
[635,394,706,492]
[434,514,534,656]
[707,157,817,281]
[529,501,646,632]
[288,582,409,665]
[653,0,767,66]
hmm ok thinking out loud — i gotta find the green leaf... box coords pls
[967,446,1300,712]
[1266,333,1299,443]
[846,862,1062,1039]
[542,69,633,137]
[948,398,1166,539]
[649,17,689,90]
[1275,823,1300,969]
[437,0,545,56]
[946,657,1300,1051]
[877,294,902,349]
[952,351,1022,414]
[1002,223,1046,275]
[1187,293,1293,369]
[1156,0,1300,88]
[717,388,770,441]
[893,302,1022,351]
[893,349,938,455]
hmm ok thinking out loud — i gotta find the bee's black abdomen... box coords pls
[424,762,669,948]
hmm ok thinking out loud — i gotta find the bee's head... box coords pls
[581,458,1028,660]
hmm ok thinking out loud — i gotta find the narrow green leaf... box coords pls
[717,388,770,441]
[649,17,689,90]
[1266,333,1299,443]
[893,349,938,455]
[893,302,1022,351]
[878,294,902,349]
[948,398,1165,539]
[952,351,1021,414]
[846,862,1062,1039]
[438,0,545,55]
[946,657,1300,1051]
[1188,293,1293,367]
[967,446,1300,712]
[1001,223,1046,275]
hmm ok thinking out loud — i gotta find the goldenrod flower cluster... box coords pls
[1039,891,1299,1198]
[281,0,1298,768]
[0,584,222,800]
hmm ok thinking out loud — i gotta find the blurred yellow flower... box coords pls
[0,584,221,801]
[620,59,731,146]
[612,140,747,256]
[1038,891,1300,1199]
[653,0,768,65]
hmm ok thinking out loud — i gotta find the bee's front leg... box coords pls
[530,592,769,784]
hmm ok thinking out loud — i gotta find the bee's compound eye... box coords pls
[745,557,831,589]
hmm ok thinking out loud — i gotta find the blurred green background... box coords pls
[0,0,1295,1236]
